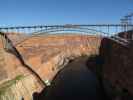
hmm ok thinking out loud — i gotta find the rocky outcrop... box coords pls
[0,33,44,100]
[0,75,43,100]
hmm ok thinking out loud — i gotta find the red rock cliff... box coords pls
[15,34,102,84]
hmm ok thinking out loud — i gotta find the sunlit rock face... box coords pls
[0,33,44,100]
[15,34,102,84]
[6,32,28,45]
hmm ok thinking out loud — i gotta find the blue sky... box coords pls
[0,0,133,26]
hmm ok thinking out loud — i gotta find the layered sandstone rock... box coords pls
[15,34,102,85]
[0,33,44,100]
[6,32,28,45]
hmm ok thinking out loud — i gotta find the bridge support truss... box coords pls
[0,24,133,49]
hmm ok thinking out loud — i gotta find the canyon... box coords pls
[0,31,132,100]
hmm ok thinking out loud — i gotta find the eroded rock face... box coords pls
[0,33,44,100]
[15,34,102,84]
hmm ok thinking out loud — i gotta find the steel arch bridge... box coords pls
[0,24,133,86]
[0,24,133,35]
[0,24,133,49]
[30,26,109,36]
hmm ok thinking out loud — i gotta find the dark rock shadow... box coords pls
[33,56,109,100]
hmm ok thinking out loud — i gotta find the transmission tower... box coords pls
[121,12,133,31]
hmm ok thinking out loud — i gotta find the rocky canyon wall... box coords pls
[0,33,102,100]
[100,31,133,99]
[15,34,102,85]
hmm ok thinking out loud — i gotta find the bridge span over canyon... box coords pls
[0,24,133,48]
[0,24,133,100]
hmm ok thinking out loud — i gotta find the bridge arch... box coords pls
[30,26,110,37]
[26,26,129,47]
[12,25,129,47]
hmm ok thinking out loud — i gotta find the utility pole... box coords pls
[121,13,133,31]
[120,18,128,32]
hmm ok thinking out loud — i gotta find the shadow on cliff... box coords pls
[32,36,122,100]
[32,53,110,100]
[98,37,133,100]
